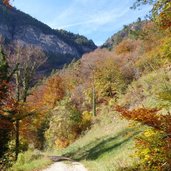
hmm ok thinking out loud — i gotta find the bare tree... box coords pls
[7,41,47,160]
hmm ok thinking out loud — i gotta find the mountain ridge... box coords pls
[0,1,97,73]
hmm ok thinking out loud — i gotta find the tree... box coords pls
[21,74,65,149]
[115,106,171,170]
[0,48,19,169]
[0,48,11,159]
[94,59,126,102]
[115,39,136,55]
[88,65,96,117]
[132,0,171,29]
[41,75,65,109]
[7,42,46,160]
[9,42,46,103]
[45,97,91,149]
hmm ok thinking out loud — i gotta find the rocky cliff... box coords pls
[0,1,97,72]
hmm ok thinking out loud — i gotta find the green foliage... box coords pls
[102,20,144,49]
[132,0,171,29]
[0,49,13,169]
[135,128,171,171]
[10,150,51,171]
[0,48,8,80]
[94,60,126,100]
[135,40,171,75]
[84,59,126,105]
[160,37,171,61]
[45,97,91,149]
[119,69,171,112]
[135,53,164,74]
[54,106,143,171]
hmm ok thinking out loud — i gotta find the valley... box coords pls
[0,0,171,171]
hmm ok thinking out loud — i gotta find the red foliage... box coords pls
[0,118,13,129]
[115,106,171,134]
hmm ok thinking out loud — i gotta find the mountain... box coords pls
[0,1,97,73]
[102,18,144,49]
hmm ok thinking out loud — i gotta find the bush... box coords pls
[119,69,171,111]
[10,150,50,171]
[135,129,171,171]
[116,105,171,171]
[115,39,136,55]
[45,98,92,149]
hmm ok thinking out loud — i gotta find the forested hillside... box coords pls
[0,0,97,74]
[0,0,171,171]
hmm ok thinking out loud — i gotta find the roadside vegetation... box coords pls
[0,0,171,171]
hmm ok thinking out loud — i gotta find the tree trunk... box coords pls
[15,120,19,161]
[15,71,20,161]
[92,71,96,117]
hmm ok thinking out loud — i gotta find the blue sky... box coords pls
[12,0,151,45]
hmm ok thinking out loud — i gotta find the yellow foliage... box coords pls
[55,138,70,148]
[143,129,155,137]
[80,111,92,130]
[108,99,116,107]
[82,111,92,123]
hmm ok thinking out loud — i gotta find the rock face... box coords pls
[0,1,97,72]
[12,26,79,56]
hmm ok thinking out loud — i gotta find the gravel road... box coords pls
[42,162,88,171]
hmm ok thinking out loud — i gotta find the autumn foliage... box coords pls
[115,106,171,133]
[2,0,11,7]
[115,106,171,170]
[29,74,65,111]
[1,0,171,170]
[115,39,136,55]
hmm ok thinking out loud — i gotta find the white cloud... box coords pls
[48,0,130,32]
[45,0,150,45]
[13,0,151,45]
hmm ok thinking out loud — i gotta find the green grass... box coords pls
[53,105,145,171]
[10,106,145,171]
[119,69,171,112]
[10,150,52,171]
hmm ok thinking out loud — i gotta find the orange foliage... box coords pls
[41,75,65,108]
[115,106,171,169]
[115,105,171,134]
[29,75,65,110]
[2,0,12,7]
[115,39,136,55]
[159,10,171,30]
[0,80,17,128]
[20,75,65,148]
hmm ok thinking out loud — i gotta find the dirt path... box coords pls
[42,162,88,171]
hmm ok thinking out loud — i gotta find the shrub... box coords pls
[10,150,51,171]
[115,106,171,170]
[135,129,171,171]
[45,98,92,149]
[115,39,136,55]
